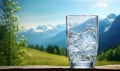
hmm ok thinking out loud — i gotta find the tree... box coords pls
[28,44,34,48]
[0,0,25,65]
[112,49,116,60]
[97,52,105,61]
[46,45,54,53]
[34,44,40,50]
[40,45,44,51]
[61,48,67,56]
[116,45,120,61]
[106,49,112,61]
[97,44,120,61]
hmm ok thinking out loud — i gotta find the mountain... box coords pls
[99,13,116,34]
[43,18,97,48]
[98,13,117,51]
[103,14,120,49]
[107,13,117,19]
[71,18,96,33]
[54,13,117,51]
[19,13,120,53]
[18,24,65,45]
[42,30,66,48]
[109,14,120,34]
[99,14,120,52]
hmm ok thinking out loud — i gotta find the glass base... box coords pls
[70,61,95,68]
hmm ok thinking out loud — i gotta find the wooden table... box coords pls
[0,65,120,71]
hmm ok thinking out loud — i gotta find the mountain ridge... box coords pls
[19,13,120,52]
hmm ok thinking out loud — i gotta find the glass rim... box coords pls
[66,15,98,17]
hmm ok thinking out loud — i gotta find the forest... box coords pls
[28,44,67,56]
[97,44,120,61]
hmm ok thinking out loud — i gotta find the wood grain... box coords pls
[0,65,120,71]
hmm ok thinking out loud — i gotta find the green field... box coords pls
[23,47,120,66]
[23,47,69,66]
[96,60,120,66]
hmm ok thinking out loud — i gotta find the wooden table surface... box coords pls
[0,65,120,71]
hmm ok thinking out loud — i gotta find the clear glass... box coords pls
[66,15,98,68]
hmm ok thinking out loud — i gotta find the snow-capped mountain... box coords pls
[19,13,120,52]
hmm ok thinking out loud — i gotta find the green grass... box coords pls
[96,60,120,66]
[23,47,69,66]
[22,47,120,66]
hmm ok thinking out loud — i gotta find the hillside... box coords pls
[21,47,120,66]
[97,44,120,61]
[23,47,69,66]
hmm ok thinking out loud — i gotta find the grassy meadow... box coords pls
[22,47,120,66]
[96,61,120,66]
[23,47,69,66]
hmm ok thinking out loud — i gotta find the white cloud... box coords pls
[46,26,53,30]
[19,23,41,30]
[33,29,44,33]
[20,24,55,33]
[94,2,108,8]
[33,25,54,32]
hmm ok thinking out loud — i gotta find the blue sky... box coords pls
[17,0,120,29]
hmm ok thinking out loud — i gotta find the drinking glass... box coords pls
[66,15,98,68]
